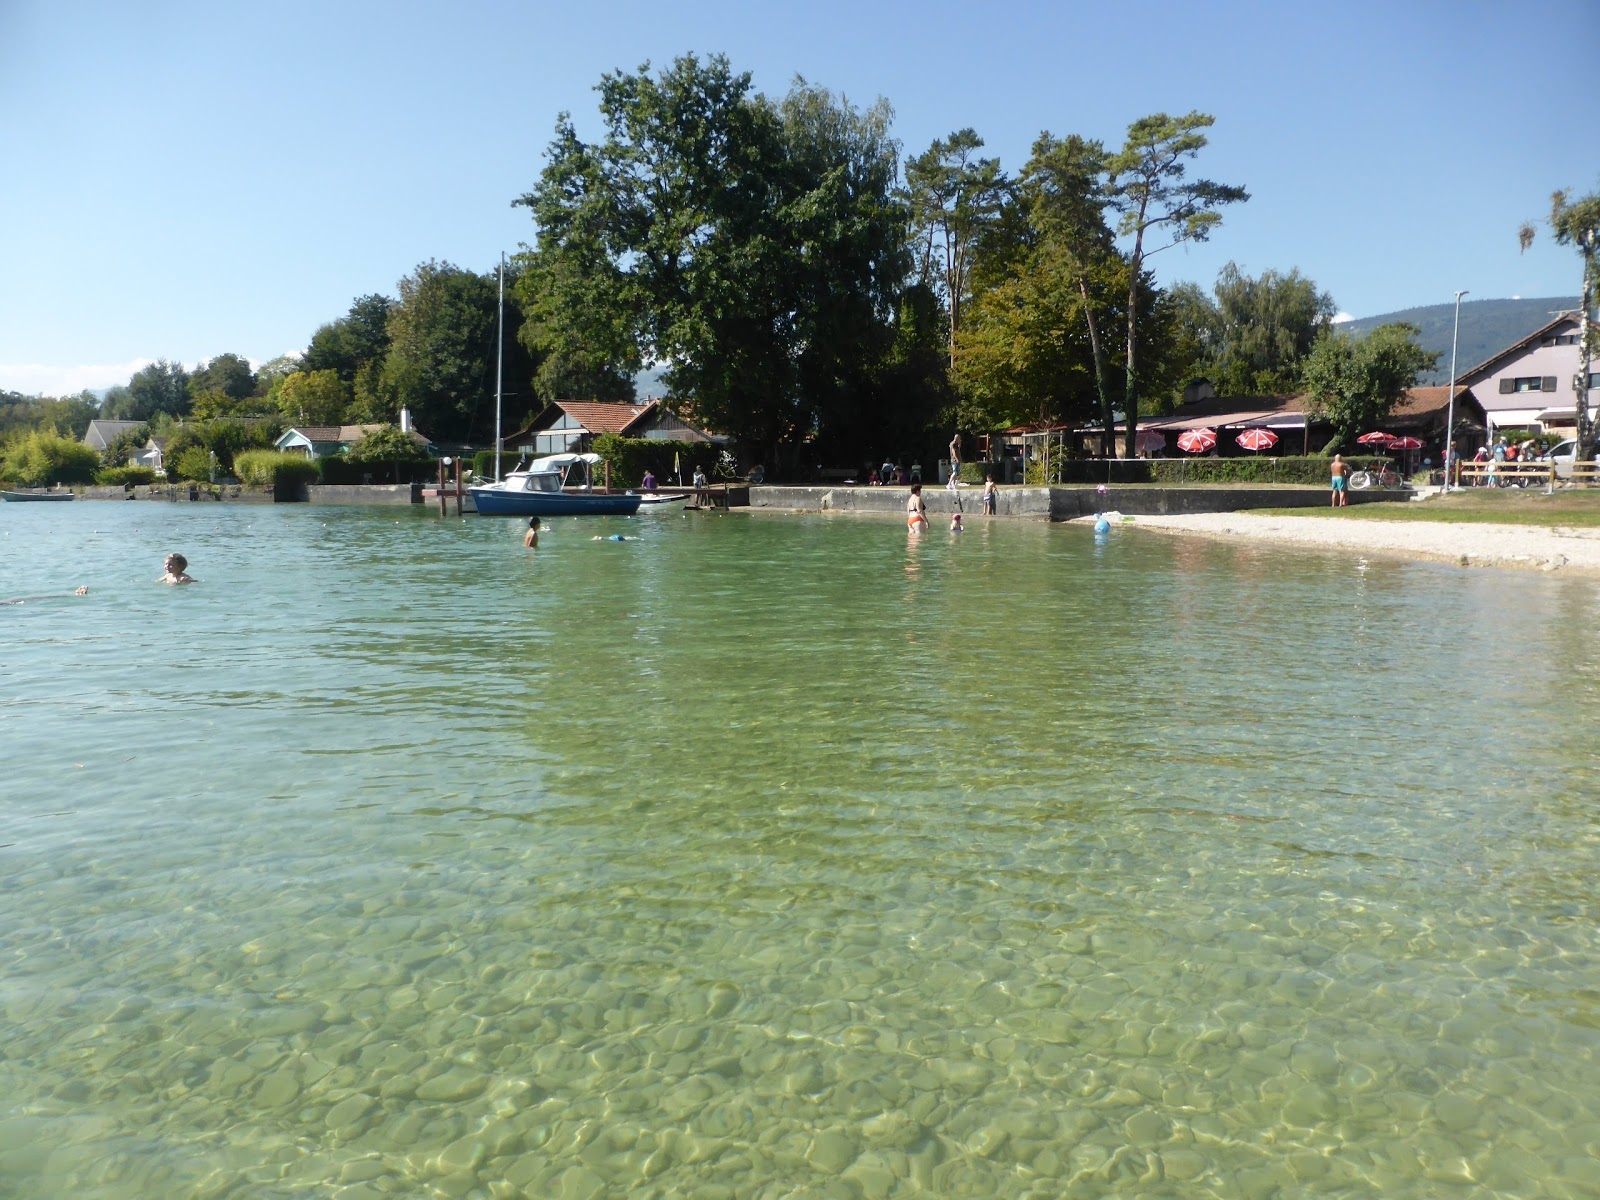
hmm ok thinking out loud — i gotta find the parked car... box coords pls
[1542,438,1600,480]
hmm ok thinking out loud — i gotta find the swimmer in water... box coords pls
[3,586,89,605]
[159,553,196,584]
[523,516,540,548]
[592,534,635,541]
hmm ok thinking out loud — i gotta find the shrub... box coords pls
[97,466,157,486]
[170,445,215,481]
[591,434,713,487]
[234,450,321,489]
[3,430,101,486]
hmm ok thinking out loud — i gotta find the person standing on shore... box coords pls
[906,483,928,533]
[982,474,997,516]
[949,431,961,477]
[1330,456,1349,507]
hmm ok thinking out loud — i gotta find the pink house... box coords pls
[1455,312,1598,440]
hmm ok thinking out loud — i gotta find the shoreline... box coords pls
[1097,511,1600,576]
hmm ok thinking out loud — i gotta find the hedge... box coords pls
[96,466,157,486]
[591,435,719,488]
[234,450,321,490]
[1010,455,1397,486]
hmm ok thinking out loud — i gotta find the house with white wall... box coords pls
[1455,313,1598,439]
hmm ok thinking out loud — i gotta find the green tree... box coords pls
[1302,323,1440,452]
[0,390,99,441]
[904,129,1011,370]
[1019,132,1123,445]
[200,417,280,476]
[346,423,425,481]
[277,370,351,425]
[1520,188,1600,459]
[303,295,394,386]
[101,360,191,422]
[515,55,907,466]
[1206,263,1334,394]
[381,261,500,442]
[169,445,215,482]
[1105,113,1248,457]
[100,424,151,469]
[4,429,101,485]
[188,352,256,402]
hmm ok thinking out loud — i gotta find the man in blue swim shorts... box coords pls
[1331,455,1349,507]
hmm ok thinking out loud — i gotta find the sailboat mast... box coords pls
[494,252,505,483]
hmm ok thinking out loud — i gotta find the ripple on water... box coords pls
[1,504,1599,1197]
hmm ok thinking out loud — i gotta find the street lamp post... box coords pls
[1443,290,1467,491]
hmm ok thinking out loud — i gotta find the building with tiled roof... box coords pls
[505,399,721,458]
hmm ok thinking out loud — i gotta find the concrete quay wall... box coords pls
[747,485,1403,520]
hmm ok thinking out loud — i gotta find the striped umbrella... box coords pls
[1235,428,1278,453]
[1176,428,1218,454]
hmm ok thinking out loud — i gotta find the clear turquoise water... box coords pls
[2,501,1598,1199]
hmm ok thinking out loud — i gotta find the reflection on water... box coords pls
[2,502,1599,1198]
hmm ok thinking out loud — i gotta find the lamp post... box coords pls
[1443,289,1467,490]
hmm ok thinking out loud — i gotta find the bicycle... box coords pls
[1348,464,1400,489]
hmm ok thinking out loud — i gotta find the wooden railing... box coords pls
[1455,461,1600,488]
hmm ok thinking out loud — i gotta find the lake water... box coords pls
[3,500,1599,1199]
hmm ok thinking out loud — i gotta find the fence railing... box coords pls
[1455,461,1600,488]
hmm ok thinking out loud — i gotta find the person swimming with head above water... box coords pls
[159,553,196,584]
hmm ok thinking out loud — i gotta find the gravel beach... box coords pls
[1103,510,1600,576]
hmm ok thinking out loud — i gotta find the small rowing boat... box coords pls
[3,489,75,502]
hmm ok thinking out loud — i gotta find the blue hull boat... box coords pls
[468,453,642,517]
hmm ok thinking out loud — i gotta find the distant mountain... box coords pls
[1339,296,1581,384]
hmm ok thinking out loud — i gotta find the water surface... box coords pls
[3,501,1598,1198]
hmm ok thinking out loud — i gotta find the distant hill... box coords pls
[1339,296,1581,384]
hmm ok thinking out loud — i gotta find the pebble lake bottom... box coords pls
[2,502,1598,1199]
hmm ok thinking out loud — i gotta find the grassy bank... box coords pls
[1257,489,1600,528]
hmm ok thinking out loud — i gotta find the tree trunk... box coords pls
[1577,237,1596,461]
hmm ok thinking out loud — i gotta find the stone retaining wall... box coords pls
[747,485,1404,520]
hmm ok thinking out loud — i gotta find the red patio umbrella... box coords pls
[1133,428,1168,455]
[1235,428,1279,453]
[1176,428,1217,454]
[1386,436,1423,451]
[1356,431,1395,447]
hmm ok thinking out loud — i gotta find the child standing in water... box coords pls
[523,517,540,548]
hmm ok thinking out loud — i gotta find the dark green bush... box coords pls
[97,466,157,486]
[591,435,714,488]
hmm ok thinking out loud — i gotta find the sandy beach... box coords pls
[1102,510,1600,576]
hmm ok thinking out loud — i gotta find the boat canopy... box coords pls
[527,452,602,473]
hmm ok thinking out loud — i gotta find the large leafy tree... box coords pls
[516,55,907,465]
[382,261,501,442]
[303,295,394,386]
[1302,322,1439,452]
[1017,133,1124,444]
[188,353,256,402]
[0,390,99,441]
[101,360,191,422]
[1520,189,1600,459]
[904,129,1011,371]
[277,369,351,425]
[1105,113,1248,457]
[1209,263,1334,394]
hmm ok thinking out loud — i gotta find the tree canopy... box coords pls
[515,55,913,467]
[1301,322,1439,451]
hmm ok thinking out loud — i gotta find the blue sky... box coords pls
[2,0,1594,397]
